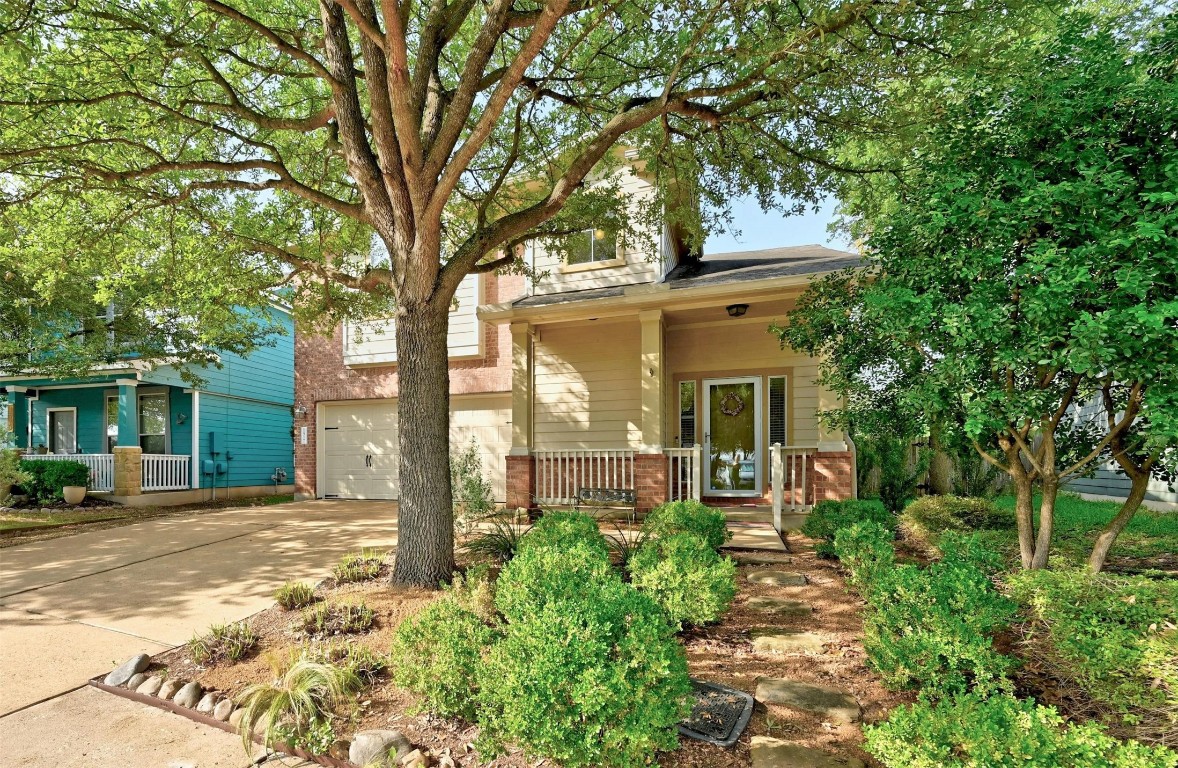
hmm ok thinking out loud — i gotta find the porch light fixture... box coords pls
[176,413,187,425]
[293,404,308,418]
[726,303,749,318]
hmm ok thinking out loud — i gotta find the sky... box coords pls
[703,196,851,255]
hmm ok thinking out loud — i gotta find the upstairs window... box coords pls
[566,228,618,265]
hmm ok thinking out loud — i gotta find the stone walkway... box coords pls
[742,566,866,768]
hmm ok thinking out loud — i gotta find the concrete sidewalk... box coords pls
[0,499,398,766]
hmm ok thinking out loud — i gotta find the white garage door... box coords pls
[321,396,511,501]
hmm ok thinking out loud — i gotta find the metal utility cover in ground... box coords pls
[677,679,754,748]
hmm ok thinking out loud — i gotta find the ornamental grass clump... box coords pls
[236,656,359,754]
[802,498,894,558]
[189,620,258,665]
[301,601,375,637]
[331,549,385,583]
[477,576,693,768]
[864,692,1177,768]
[274,581,316,610]
[641,500,731,550]
[628,532,736,628]
[463,517,529,564]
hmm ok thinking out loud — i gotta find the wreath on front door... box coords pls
[719,392,745,417]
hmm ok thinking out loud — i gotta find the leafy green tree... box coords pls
[781,7,1178,571]
[2,0,1030,585]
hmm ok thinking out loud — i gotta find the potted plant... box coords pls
[62,484,87,505]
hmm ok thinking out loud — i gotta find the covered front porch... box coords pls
[483,271,856,533]
[3,373,197,495]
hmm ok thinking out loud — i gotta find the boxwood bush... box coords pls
[900,495,1012,548]
[477,577,692,768]
[494,539,618,622]
[833,520,896,593]
[641,500,731,550]
[628,532,737,628]
[520,509,611,558]
[802,498,894,558]
[18,459,90,505]
[389,594,499,721]
[1008,568,1178,735]
[862,534,1017,697]
[865,692,1177,768]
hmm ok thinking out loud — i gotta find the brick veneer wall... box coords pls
[634,454,669,511]
[294,273,523,498]
[811,451,855,503]
[505,454,535,511]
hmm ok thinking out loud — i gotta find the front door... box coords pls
[48,409,77,454]
[702,377,761,496]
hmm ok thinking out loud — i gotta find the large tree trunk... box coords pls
[1088,472,1149,573]
[391,303,455,587]
[1012,474,1036,569]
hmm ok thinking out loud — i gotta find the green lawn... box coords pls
[0,508,136,532]
[984,493,1177,567]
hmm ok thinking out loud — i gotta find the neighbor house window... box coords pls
[105,395,119,452]
[679,380,696,447]
[138,392,167,454]
[566,228,618,265]
[768,376,787,446]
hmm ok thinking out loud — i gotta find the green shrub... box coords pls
[833,521,895,592]
[863,538,1017,697]
[495,541,617,622]
[389,595,498,721]
[188,621,258,665]
[802,498,893,558]
[476,578,693,768]
[331,549,384,583]
[0,450,31,499]
[1008,568,1178,735]
[519,509,610,557]
[451,437,496,535]
[301,601,375,637]
[17,459,90,504]
[865,692,1178,768]
[900,495,1012,547]
[274,581,316,610]
[463,517,529,564]
[628,533,737,628]
[641,500,731,550]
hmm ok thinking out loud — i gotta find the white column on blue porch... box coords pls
[115,378,139,447]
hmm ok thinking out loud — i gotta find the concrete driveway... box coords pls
[0,499,398,767]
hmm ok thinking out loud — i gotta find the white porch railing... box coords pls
[141,454,191,492]
[664,446,703,502]
[533,449,635,505]
[770,444,816,532]
[21,453,114,493]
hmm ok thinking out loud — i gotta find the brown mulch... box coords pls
[154,534,902,767]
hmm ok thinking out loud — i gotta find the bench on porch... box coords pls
[575,487,638,523]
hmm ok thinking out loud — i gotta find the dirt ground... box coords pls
[155,532,898,767]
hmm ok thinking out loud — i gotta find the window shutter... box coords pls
[679,381,696,447]
[768,376,787,445]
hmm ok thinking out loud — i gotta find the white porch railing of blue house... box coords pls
[533,449,635,505]
[664,446,703,502]
[141,454,191,492]
[22,453,115,493]
[770,444,816,532]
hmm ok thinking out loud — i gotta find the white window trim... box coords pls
[103,392,119,452]
[46,407,78,454]
[137,387,171,455]
[558,228,625,274]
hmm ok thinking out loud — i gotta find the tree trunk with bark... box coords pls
[1088,473,1150,573]
[1030,475,1057,570]
[390,303,456,587]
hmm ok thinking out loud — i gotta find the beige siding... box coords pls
[530,171,664,296]
[533,320,642,449]
[342,274,481,366]
[666,323,821,448]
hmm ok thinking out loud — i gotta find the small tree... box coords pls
[781,8,1178,570]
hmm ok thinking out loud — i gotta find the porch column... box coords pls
[639,309,665,453]
[7,386,28,450]
[814,378,854,501]
[816,382,848,452]
[507,322,535,511]
[114,379,142,496]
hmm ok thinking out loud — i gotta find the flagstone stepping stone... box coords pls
[747,569,807,587]
[750,628,828,654]
[135,675,164,696]
[733,553,794,566]
[103,653,150,686]
[747,596,814,616]
[755,678,861,723]
[751,737,866,768]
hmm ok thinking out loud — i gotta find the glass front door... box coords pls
[703,377,761,496]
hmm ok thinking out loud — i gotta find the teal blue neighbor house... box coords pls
[1,306,296,506]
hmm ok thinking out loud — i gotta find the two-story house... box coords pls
[1,304,296,505]
[294,157,859,523]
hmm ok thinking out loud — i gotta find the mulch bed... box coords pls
[152,532,903,767]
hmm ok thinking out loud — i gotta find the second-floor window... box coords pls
[567,228,618,265]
